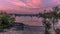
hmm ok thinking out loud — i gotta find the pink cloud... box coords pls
[6,0,42,8]
[6,0,28,7]
[25,0,42,8]
[0,0,59,26]
[0,0,59,13]
[52,0,59,3]
[51,0,59,5]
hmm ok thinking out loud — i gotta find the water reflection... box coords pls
[0,25,45,34]
[15,16,43,26]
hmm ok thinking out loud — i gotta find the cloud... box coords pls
[6,0,42,8]
[0,0,59,26]
[0,0,59,12]
[52,0,58,2]
[6,0,28,7]
[51,0,59,5]
[25,0,42,8]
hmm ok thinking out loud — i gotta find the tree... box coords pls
[43,6,60,34]
[38,6,60,34]
[38,10,51,34]
[0,12,15,29]
[55,28,60,34]
[43,18,51,34]
[48,6,60,32]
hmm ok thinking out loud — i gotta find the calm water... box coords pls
[0,26,45,34]
[0,16,45,34]
[15,16,60,26]
[15,16,43,26]
[0,16,58,34]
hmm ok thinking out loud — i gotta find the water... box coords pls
[15,16,43,26]
[0,26,45,34]
[0,16,58,34]
[15,16,60,26]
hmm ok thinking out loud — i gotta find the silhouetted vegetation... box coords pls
[0,11,15,32]
[55,28,60,34]
[38,6,60,34]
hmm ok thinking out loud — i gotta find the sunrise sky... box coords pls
[0,0,60,26]
[0,0,59,13]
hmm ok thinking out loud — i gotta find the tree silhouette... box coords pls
[47,6,60,33]
[0,11,15,29]
[38,6,60,34]
[38,10,51,34]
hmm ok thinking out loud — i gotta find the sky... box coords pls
[0,0,60,26]
[0,0,59,14]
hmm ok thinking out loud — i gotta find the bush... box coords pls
[0,12,15,32]
[55,28,60,34]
